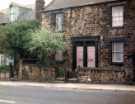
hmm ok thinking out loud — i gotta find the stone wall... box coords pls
[41,0,135,83]
[76,67,132,83]
[0,72,9,81]
[22,64,55,82]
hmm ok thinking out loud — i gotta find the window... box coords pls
[75,45,97,68]
[56,13,64,32]
[10,6,17,22]
[55,50,63,62]
[112,42,124,63]
[0,55,6,65]
[87,46,96,68]
[112,6,124,27]
[76,46,84,67]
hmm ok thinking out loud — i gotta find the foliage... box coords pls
[56,68,65,77]
[0,65,10,72]
[0,20,40,57]
[29,28,65,66]
[0,20,65,68]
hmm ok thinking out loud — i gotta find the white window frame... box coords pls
[112,6,124,27]
[112,42,124,63]
[55,13,64,32]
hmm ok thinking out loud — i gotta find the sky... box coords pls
[0,0,52,10]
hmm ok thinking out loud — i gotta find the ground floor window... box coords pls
[87,46,96,68]
[112,42,124,63]
[76,46,84,67]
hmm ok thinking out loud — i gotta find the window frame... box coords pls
[112,42,124,65]
[55,13,64,32]
[72,36,99,70]
[111,5,124,28]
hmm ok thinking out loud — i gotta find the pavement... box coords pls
[0,81,135,92]
[0,84,135,104]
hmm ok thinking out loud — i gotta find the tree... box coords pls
[0,20,40,78]
[29,28,65,67]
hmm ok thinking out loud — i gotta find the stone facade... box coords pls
[41,0,135,83]
[22,64,56,82]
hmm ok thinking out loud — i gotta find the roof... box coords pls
[10,2,33,10]
[45,0,117,11]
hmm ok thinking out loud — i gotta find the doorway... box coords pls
[72,36,99,70]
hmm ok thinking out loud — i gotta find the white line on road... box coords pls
[0,99,16,104]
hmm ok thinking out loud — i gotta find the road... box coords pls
[0,86,135,104]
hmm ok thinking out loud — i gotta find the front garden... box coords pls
[0,20,65,81]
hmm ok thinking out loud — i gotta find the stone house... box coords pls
[39,0,135,83]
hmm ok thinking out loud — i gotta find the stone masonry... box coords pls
[41,0,135,83]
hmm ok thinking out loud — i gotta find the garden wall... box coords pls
[22,64,56,82]
[77,67,133,84]
[0,72,9,81]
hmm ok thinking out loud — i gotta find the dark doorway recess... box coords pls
[71,36,99,70]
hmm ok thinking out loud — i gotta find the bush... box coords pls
[56,68,65,77]
[0,65,10,72]
[29,28,65,66]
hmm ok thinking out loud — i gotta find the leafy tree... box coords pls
[29,28,65,67]
[0,20,40,77]
[0,21,65,78]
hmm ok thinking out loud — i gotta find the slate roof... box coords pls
[45,0,117,11]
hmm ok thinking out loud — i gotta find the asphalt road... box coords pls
[0,86,135,104]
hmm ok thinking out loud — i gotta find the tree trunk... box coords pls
[14,53,22,80]
[18,59,23,80]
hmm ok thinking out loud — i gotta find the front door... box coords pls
[87,46,96,68]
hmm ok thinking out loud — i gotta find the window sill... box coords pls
[111,62,124,66]
[111,25,124,29]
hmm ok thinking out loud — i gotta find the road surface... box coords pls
[0,86,135,104]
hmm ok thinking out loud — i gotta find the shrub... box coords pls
[0,65,10,72]
[56,68,65,77]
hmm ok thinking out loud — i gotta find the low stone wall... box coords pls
[22,64,55,82]
[0,72,9,81]
[77,68,132,83]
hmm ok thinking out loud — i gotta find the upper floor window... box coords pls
[112,6,124,27]
[55,13,64,32]
[0,55,6,65]
[112,42,124,63]
[10,6,18,22]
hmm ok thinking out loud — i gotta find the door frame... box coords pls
[71,36,99,70]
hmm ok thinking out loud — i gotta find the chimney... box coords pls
[35,0,45,22]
